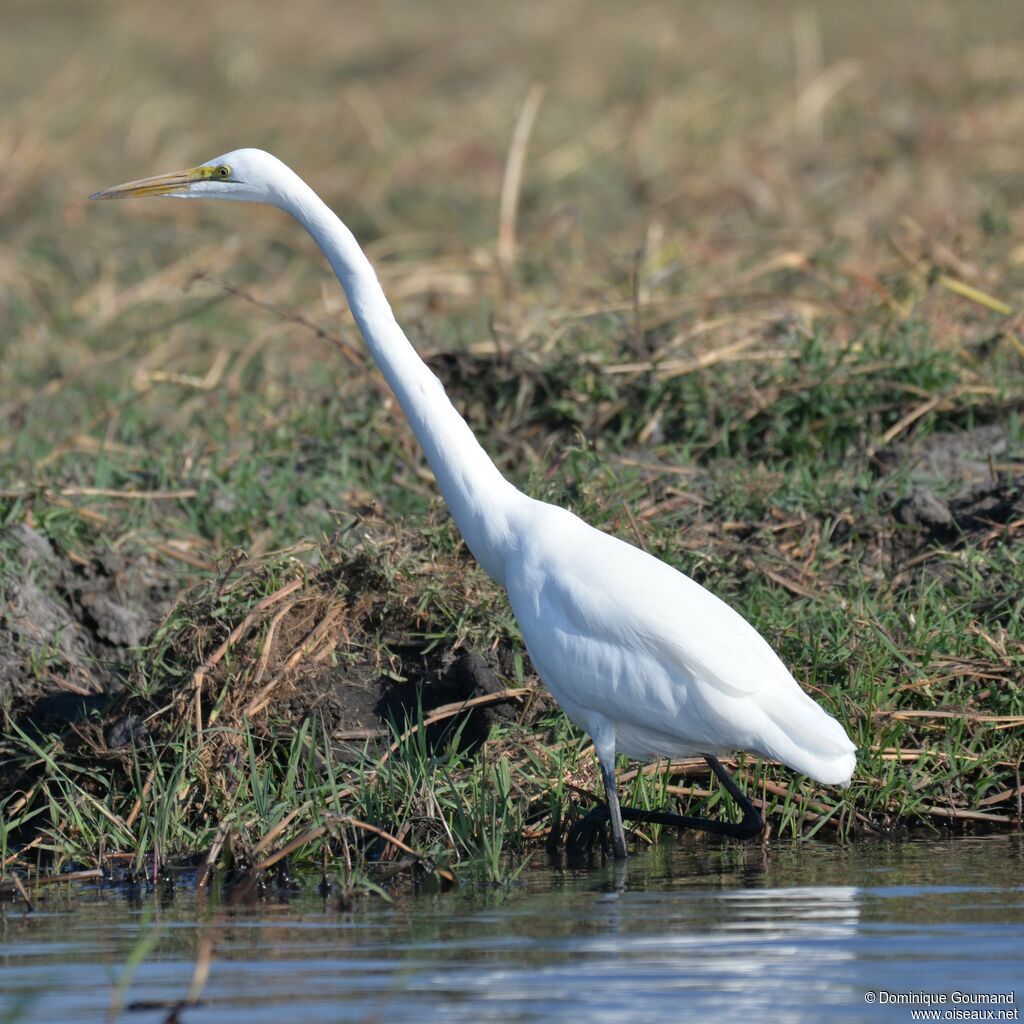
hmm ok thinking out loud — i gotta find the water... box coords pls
[2,836,1022,1023]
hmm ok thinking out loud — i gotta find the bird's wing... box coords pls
[508,504,855,781]
[514,506,794,703]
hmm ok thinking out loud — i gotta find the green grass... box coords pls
[2,0,1024,891]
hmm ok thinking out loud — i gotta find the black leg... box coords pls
[566,754,764,857]
[567,759,628,860]
[602,761,629,860]
[620,755,764,839]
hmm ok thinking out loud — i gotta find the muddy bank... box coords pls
[877,425,1023,582]
[1,425,1019,754]
[1,524,527,777]
[0,523,175,719]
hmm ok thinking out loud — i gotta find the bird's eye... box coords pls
[216,165,231,178]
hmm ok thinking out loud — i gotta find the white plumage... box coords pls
[506,504,855,785]
[92,148,857,858]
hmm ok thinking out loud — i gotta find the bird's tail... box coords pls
[750,684,856,786]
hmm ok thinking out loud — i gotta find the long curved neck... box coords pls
[277,172,524,586]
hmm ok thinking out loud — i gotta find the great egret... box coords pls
[92,149,856,859]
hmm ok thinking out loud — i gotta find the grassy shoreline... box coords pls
[3,425,1022,889]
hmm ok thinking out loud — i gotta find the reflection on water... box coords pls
[2,837,1022,1023]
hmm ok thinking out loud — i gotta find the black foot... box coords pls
[566,754,764,857]
[566,804,611,858]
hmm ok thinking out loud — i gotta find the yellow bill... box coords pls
[90,164,230,200]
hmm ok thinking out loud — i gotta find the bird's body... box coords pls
[93,148,856,857]
[505,502,854,783]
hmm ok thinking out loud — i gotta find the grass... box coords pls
[2,0,1024,893]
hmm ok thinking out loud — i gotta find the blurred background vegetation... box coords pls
[3,1,1024,530]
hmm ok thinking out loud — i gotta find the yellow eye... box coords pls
[216,165,231,178]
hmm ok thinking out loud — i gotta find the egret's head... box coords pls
[90,148,288,204]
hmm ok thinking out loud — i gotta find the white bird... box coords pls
[92,149,856,859]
